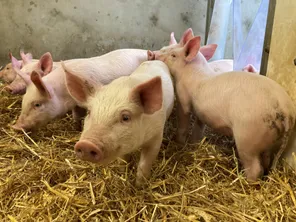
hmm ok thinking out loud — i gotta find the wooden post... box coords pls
[260,0,276,76]
[266,0,296,102]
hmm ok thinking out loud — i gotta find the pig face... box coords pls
[12,70,60,131]
[5,52,54,95]
[151,36,217,78]
[0,63,16,83]
[64,63,163,165]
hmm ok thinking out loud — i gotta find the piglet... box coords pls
[64,60,174,187]
[149,32,296,182]
[12,49,148,132]
[163,29,258,74]
[0,51,33,83]
[5,52,61,95]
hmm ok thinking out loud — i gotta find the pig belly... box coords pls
[195,110,233,136]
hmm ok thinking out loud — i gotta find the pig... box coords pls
[64,60,174,187]
[5,52,61,95]
[149,31,296,182]
[0,51,33,83]
[166,29,258,74]
[12,49,148,132]
[151,29,258,143]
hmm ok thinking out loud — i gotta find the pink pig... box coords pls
[0,51,34,83]
[164,30,257,74]
[151,29,257,143]
[6,52,61,95]
[12,49,148,132]
[64,60,174,187]
[149,30,296,182]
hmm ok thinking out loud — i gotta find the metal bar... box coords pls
[259,0,276,75]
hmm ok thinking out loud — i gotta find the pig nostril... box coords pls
[76,148,82,153]
[90,151,97,156]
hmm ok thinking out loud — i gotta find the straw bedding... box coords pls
[0,82,296,222]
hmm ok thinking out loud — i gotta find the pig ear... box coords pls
[179,28,194,46]
[14,67,32,85]
[169,32,177,45]
[62,61,99,104]
[130,76,162,114]
[184,36,201,62]
[31,71,51,99]
[147,50,155,61]
[9,53,22,69]
[199,44,218,61]
[20,50,31,65]
[37,52,53,75]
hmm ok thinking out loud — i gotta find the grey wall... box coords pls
[0,0,208,64]
[0,0,262,65]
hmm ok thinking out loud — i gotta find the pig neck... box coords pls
[46,71,77,114]
[177,54,216,93]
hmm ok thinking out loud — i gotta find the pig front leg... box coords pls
[135,135,163,187]
[175,84,192,145]
[72,106,87,131]
[189,113,205,144]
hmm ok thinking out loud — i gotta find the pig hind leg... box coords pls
[234,132,267,181]
[236,147,264,182]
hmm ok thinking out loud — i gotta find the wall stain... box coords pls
[27,8,32,12]
[150,15,158,26]
[180,12,192,26]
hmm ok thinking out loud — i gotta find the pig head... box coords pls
[5,52,55,95]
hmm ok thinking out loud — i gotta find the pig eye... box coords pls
[6,67,9,70]
[121,111,131,123]
[171,53,176,58]
[34,103,41,108]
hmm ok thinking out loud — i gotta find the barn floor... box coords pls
[0,82,296,222]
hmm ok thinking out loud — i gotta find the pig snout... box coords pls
[4,86,13,94]
[11,123,25,131]
[147,50,155,61]
[4,84,26,95]
[74,140,103,163]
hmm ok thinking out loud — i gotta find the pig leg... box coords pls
[175,100,191,144]
[235,138,264,181]
[189,113,205,144]
[72,106,87,130]
[175,85,192,144]
[261,151,271,174]
[135,135,163,187]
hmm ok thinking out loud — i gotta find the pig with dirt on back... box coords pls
[64,60,174,187]
[148,28,296,182]
[153,28,258,143]
[11,49,148,132]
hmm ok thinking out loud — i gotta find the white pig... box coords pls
[64,60,174,187]
[149,32,296,182]
[12,49,148,131]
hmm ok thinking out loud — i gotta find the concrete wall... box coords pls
[0,0,209,64]
[0,0,261,65]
